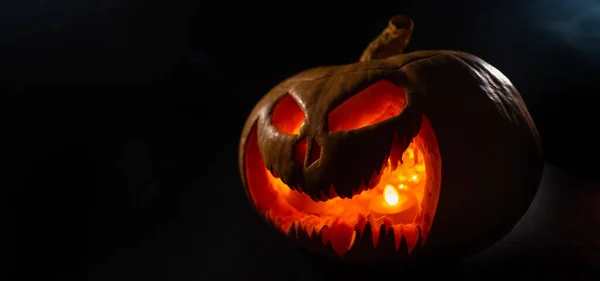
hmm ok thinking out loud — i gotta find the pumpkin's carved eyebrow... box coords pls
[327,79,407,132]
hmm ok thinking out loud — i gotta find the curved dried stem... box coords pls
[359,15,414,62]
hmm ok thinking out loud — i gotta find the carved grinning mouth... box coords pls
[244,122,437,258]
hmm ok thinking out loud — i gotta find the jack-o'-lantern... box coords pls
[238,15,544,264]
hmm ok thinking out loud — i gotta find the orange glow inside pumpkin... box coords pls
[262,140,427,254]
[269,145,425,224]
[244,81,441,258]
[327,80,406,132]
[272,94,305,135]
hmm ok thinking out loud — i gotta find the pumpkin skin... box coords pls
[238,16,544,264]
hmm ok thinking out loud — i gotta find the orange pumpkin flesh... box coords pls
[244,80,441,258]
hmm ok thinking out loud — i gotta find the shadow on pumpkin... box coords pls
[293,164,600,281]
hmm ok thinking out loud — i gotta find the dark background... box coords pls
[4,0,599,280]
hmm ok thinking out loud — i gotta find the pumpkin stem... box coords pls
[359,15,414,62]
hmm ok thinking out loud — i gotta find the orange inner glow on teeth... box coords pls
[268,142,425,255]
[268,142,425,227]
[246,129,427,256]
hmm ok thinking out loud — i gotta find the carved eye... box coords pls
[271,94,317,167]
[327,80,407,132]
[272,93,306,134]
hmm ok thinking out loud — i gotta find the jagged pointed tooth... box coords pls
[315,191,323,201]
[328,185,338,198]
[416,225,424,247]
[356,214,368,234]
[292,221,303,238]
[389,152,400,170]
[336,188,346,199]
[352,187,359,197]
[349,229,358,248]
[312,224,321,235]
[346,187,358,198]
[273,216,281,230]
[333,184,346,199]
[389,224,401,250]
[286,221,297,236]
[371,169,378,180]
[357,182,367,194]
[304,223,314,237]
[390,158,398,171]
[296,184,304,193]
[356,185,364,196]
[369,170,382,189]
[320,190,329,201]
[263,209,271,221]
[403,225,420,254]
[309,194,320,202]
[272,170,279,178]
[295,221,303,233]
[362,178,370,191]
[346,188,354,198]
[313,224,325,236]
[345,188,354,199]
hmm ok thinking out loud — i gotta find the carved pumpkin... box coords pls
[238,15,544,264]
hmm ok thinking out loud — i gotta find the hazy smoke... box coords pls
[530,0,600,54]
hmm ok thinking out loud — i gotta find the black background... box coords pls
[4,0,599,280]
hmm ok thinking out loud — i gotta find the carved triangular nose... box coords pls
[294,137,321,168]
[307,139,321,167]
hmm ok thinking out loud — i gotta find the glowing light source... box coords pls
[384,185,399,206]
[370,183,419,224]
